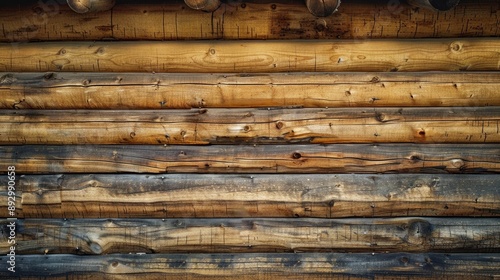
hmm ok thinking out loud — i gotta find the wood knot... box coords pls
[292,152,302,159]
[406,220,433,245]
[306,0,340,17]
[275,122,284,129]
[450,42,463,53]
[375,112,386,122]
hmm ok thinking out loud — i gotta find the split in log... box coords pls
[407,0,460,11]
[1,253,499,279]
[3,72,500,109]
[1,107,499,144]
[67,0,115,13]
[3,174,499,219]
[305,0,340,17]
[1,144,498,174]
[184,0,221,12]
[1,218,499,254]
[0,39,499,72]
[1,0,498,41]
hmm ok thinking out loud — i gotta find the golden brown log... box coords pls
[0,39,499,72]
[1,218,499,254]
[1,144,498,174]
[67,0,115,13]
[1,108,499,145]
[6,174,499,219]
[407,0,460,11]
[305,0,340,17]
[2,72,500,109]
[184,0,221,12]
[1,0,498,41]
[2,253,499,279]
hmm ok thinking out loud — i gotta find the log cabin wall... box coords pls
[0,0,500,278]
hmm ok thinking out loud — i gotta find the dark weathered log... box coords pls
[4,174,499,219]
[184,0,221,12]
[407,0,460,11]
[67,0,115,13]
[1,107,499,144]
[1,144,498,174]
[3,72,500,109]
[1,253,499,279]
[0,39,499,72]
[1,0,498,41]
[1,218,499,254]
[305,0,340,17]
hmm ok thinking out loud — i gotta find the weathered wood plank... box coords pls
[1,253,499,279]
[3,174,499,219]
[0,39,499,72]
[1,218,499,254]
[1,0,498,42]
[2,72,500,109]
[1,107,499,144]
[1,144,498,174]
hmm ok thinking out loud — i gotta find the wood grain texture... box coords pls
[4,174,499,219]
[0,39,499,73]
[3,72,500,109]
[1,0,498,42]
[1,107,499,144]
[1,253,499,279]
[1,218,499,254]
[1,144,498,174]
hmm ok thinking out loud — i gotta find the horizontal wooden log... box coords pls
[3,174,499,219]
[0,39,499,72]
[1,218,499,254]
[1,107,499,144]
[1,0,498,41]
[1,144,498,174]
[2,72,500,109]
[1,253,499,279]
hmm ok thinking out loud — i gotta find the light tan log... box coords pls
[0,39,499,72]
[1,218,499,254]
[2,253,499,280]
[1,144,498,174]
[67,0,115,13]
[5,174,499,219]
[2,72,500,109]
[1,108,499,145]
[1,0,498,41]
[305,0,340,17]
[184,0,221,12]
[407,0,460,11]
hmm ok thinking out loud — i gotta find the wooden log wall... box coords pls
[1,0,500,279]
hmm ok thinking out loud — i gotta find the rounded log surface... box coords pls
[66,0,115,13]
[306,0,340,17]
[184,0,221,12]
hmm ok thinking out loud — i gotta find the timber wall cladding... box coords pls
[0,0,500,279]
